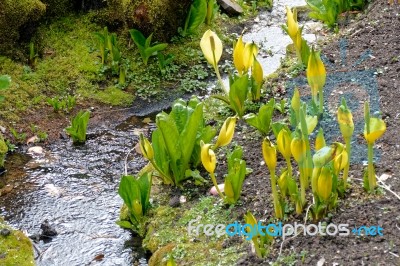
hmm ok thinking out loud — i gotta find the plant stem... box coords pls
[270,169,282,219]
[299,165,306,206]
[367,143,376,190]
[214,65,228,94]
[318,88,324,116]
[150,159,174,185]
[343,137,351,188]
[210,172,225,200]
[286,157,292,179]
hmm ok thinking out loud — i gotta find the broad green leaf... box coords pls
[118,175,142,220]
[152,129,173,183]
[229,75,248,117]
[183,0,207,35]
[137,172,152,213]
[116,220,134,229]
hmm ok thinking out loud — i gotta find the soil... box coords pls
[227,1,400,265]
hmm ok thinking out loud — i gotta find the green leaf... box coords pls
[157,113,182,183]
[137,172,152,214]
[152,129,173,183]
[129,29,146,47]
[0,75,11,90]
[183,0,207,35]
[65,110,90,144]
[178,103,203,183]
[144,43,168,58]
[118,175,142,221]
[229,75,249,117]
[116,220,135,229]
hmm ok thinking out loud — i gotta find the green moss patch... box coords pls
[143,197,246,266]
[0,219,34,266]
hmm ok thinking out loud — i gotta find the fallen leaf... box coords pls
[142,117,152,124]
[27,136,40,145]
[93,254,104,261]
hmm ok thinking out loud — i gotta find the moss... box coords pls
[0,0,46,56]
[142,197,246,265]
[41,0,74,16]
[0,134,8,168]
[0,219,34,266]
[96,0,192,42]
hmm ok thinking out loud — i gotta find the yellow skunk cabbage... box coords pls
[215,116,237,149]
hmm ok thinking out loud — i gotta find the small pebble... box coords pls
[0,228,11,237]
[210,184,225,196]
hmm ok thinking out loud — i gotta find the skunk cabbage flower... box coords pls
[200,141,217,174]
[139,133,154,160]
[200,30,223,69]
[315,128,326,151]
[262,138,277,172]
[307,47,326,98]
[215,116,237,148]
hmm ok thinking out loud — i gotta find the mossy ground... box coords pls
[0,219,34,266]
[143,196,247,266]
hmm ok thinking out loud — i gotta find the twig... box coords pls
[124,146,136,176]
[353,177,400,201]
[389,252,399,258]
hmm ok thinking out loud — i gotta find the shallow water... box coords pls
[0,123,150,265]
[0,1,322,265]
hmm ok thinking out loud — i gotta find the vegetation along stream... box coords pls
[0,0,400,266]
[0,1,320,264]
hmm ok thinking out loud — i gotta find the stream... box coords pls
[0,1,320,265]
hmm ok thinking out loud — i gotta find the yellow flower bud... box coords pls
[278,169,289,197]
[364,117,386,144]
[333,142,348,175]
[291,88,300,114]
[317,166,332,201]
[233,36,245,75]
[200,30,223,69]
[311,167,321,194]
[252,56,263,86]
[291,136,306,163]
[307,47,326,97]
[215,116,237,148]
[243,42,259,73]
[277,129,292,159]
[315,128,326,151]
[262,138,277,172]
[285,6,299,42]
[337,98,354,139]
[200,141,217,174]
[133,200,143,217]
[139,133,154,160]
[313,146,334,168]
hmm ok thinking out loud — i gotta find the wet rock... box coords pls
[0,228,11,237]
[40,220,57,237]
[169,195,181,208]
[27,146,44,155]
[217,0,243,16]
